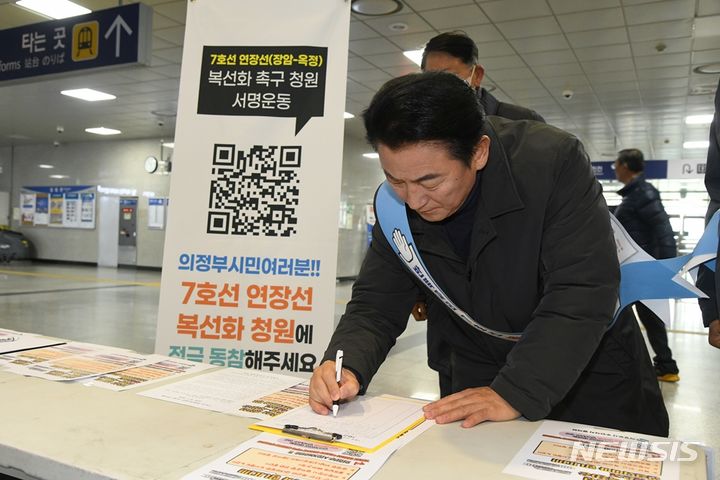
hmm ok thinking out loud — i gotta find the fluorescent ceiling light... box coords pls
[683,141,710,149]
[351,0,403,16]
[162,142,175,148]
[16,0,90,19]
[49,174,69,179]
[685,114,714,125]
[61,88,116,102]
[38,164,54,169]
[403,49,423,67]
[85,127,121,136]
[363,152,379,159]
[344,112,355,119]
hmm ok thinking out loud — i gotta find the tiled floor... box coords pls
[1,263,718,475]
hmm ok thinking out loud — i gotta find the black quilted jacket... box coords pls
[614,175,677,259]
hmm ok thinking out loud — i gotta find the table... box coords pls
[0,369,709,480]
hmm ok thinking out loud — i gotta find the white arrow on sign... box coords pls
[104,15,133,58]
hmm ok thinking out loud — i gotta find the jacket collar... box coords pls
[478,119,525,219]
[617,173,645,197]
[478,88,499,116]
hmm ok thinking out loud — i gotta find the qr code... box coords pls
[207,144,300,236]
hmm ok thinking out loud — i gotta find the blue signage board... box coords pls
[0,3,151,83]
[23,185,94,194]
[591,160,668,180]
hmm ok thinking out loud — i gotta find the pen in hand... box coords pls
[332,349,343,417]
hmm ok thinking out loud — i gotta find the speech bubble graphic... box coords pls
[197,45,327,135]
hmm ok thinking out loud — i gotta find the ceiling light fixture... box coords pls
[683,140,710,149]
[162,142,175,148]
[363,153,379,159]
[38,164,54,169]
[85,127,121,136]
[693,63,720,75]
[16,0,90,19]
[151,109,177,118]
[685,114,714,125]
[389,22,408,32]
[344,112,355,119]
[61,88,116,102]
[351,0,402,16]
[403,49,423,67]
[49,174,69,179]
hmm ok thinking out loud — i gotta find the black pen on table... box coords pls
[332,349,343,417]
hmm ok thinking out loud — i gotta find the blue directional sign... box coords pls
[0,3,151,83]
[591,160,668,180]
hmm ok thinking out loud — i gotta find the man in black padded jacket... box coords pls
[696,79,720,349]
[613,148,680,382]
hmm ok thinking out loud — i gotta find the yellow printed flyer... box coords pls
[181,422,433,480]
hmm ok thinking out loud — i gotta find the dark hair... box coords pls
[617,148,644,173]
[421,31,478,70]
[363,72,485,166]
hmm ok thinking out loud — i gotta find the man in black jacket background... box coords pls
[696,79,720,349]
[613,148,680,381]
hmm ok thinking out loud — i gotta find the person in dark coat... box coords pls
[421,31,544,123]
[613,148,680,381]
[697,78,720,349]
[309,72,669,437]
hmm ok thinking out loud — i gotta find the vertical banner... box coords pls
[154,0,350,376]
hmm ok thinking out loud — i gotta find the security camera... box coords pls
[53,140,60,147]
[56,125,64,134]
[562,89,574,100]
[157,120,165,127]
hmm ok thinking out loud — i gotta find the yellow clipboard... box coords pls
[248,394,429,453]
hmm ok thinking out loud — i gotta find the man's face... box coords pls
[614,159,629,183]
[379,138,489,222]
[423,51,478,88]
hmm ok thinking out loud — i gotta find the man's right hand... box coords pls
[709,319,720,349]
[309,360,360,415]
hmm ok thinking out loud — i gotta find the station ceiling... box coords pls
[0,0,718,163]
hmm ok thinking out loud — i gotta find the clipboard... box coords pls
[249,393,429,453]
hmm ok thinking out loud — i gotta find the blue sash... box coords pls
[375,181,718,343]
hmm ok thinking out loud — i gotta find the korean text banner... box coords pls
[154,0,351,377]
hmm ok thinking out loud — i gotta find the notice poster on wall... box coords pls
[34,193,48,226]
[154,0,350,376]
[63,192,80,227]
[21,186,96,229]
[49,193,64,226]
[80,193,95,226]
[20,193,35,226]
[148,197,167,229]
